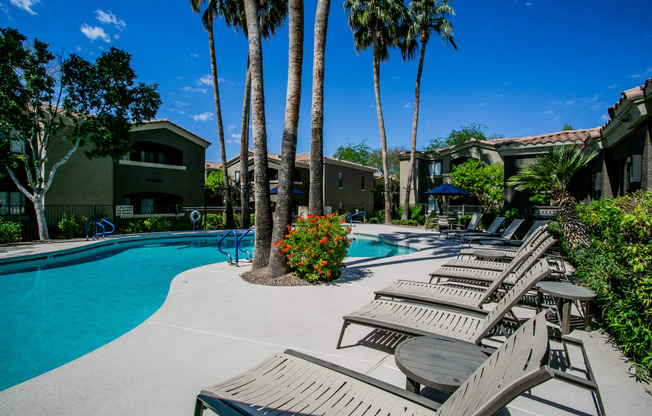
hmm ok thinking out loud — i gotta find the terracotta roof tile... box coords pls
[496,129,599,147]
[601,77,651,132]
[205,161,221,170]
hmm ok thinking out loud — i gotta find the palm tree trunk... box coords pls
[207,19,235,229]
[372,49,391,224]
[402,39,427,221]
[245,0,272,269]
[308,0,330,216]
[239,56,252,228]
[554,190,590,248]
[268,0,304,278]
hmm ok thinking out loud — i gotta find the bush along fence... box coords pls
[1,204,258,242]
[573,189,652,382]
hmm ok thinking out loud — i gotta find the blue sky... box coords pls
[3,0,652,164]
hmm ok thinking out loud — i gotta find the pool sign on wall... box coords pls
[116,205,134,217]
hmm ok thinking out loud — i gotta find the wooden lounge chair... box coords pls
[337,260,551,348]
[429,233,554,285]
[195,312,604,416]
[375,236,556,310]
[457,223,549,259]
[438,212,482,239]
[474,221,548,247]
[460,218,523,245]
[451,216,505,241]
[443,231,553,272]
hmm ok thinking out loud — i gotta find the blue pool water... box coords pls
[0,234,413,391]
[347,235,415,257]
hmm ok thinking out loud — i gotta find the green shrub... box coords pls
[391,219,418,226]
[0,218,21,244]
[143,216,171,232]
[274,214,352,282]
[204,213,223,230]
[58,213,87,239]
[121,220,145,234]
[573,190,652,382]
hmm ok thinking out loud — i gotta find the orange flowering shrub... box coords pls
[273,213,353,282]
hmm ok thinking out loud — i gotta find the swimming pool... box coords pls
[347,235,415,257]
[0,233,414,391]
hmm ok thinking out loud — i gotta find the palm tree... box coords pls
[268,0,304,277]
[218,0,288,229]
[308,0,332,216]
[344,0,408,224]
[400,0,456,221]
[189,0,235,229]
[244,0,273,270]
[507,143,598,248]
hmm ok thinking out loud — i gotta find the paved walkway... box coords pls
[0,225,650,415]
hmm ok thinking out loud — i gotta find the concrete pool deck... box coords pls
[0,224,650,415]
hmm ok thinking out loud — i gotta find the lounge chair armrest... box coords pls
[548,368,600,392]
[284,350,443,411]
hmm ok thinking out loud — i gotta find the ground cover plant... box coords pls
[573,190,652,382]
[274,214,352,282]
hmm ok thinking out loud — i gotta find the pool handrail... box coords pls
[346,211,365,224]
[85,218,105,240]
[237,229,254,263]
[217,230,238,265]
[98,218,115,236]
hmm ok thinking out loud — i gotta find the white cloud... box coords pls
[80,24,111,43]
[10,0,39,15]
[503,81,509,87]
[174,100,189,107]
[607,84,620,89]
[189,53,199,59]
[170,108,185,115]
[227,125,237,132]
[181,86,207,94]
[544,110,554,115]
[564,100,576,106]
[629,67,652,79]
[192,112,213,121]
[95,10,126,30]
[403,102,411,109]
[526,2,532,6]
[198,74,213,85]
[601,114,610,122]
[230,133,241,139]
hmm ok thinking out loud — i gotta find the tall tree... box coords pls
[268,0,304,277]
[0,28,160,240]
[308,0,332,216]
[507,143,598,248]
[344,0,409,224]
[423,122,488,150]
[244,0,273,269]
[400,0,456,220]
[218,0,288,229]
[333,139,373,166]
[189,0,235,228]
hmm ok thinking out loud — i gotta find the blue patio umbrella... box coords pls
[424,183,470,216]
[269,186,304,195]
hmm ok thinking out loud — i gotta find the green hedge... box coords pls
[574,190,652,382]
[0,218,21,244]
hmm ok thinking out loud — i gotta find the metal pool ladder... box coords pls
[217,229,254,266]
[85,218,115,240]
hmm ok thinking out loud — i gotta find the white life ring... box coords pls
[190,210,202,223]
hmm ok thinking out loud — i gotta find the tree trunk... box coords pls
[207,19,236,229]
[402,39,427,221]
[268,0,304,278]
[554,190,589,248]
[372,49,391,224]
[245,0,272,269]
[33,195,49,240]
[240,57,252,228]
[308,0,331,216]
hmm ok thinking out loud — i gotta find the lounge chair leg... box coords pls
[194,398,205,416]
[336,321,350,349]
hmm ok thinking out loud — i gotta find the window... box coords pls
[338,172,343,188]
[428,162,442,176]
[268,168,279,181]
[294,169,302,183]
[235,171,240,182]
[361,175,365,190]
[0,192,25,216]
[128,142,183,166]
